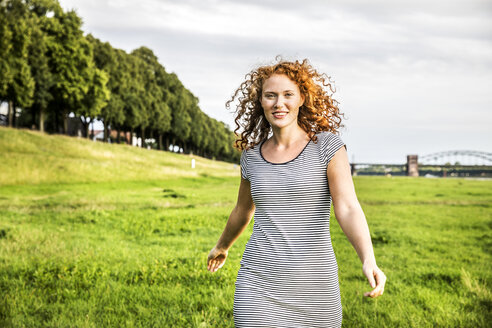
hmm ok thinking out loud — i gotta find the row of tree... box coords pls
[0,0,240,162]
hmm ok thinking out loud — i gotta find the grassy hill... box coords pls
[0,127,239,186]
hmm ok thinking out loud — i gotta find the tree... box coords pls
[0,0,35,127]
[167,73,191,151]
[44,7,94,133]
[87,35,130,141]
[25,0,59,131]
[78,67,109,138]
[105,47,129,142]
[201,115,213,157]
[0,2,13,97]
[121,53,147,145]
[131,47,171,149]
[188,97,204,154]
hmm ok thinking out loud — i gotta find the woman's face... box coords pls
[260,74,305,131]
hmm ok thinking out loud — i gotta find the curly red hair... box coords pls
[227,58,344,150]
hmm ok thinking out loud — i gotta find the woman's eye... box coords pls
[285,93,294,97]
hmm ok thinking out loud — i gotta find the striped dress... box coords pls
[234,131,346,328]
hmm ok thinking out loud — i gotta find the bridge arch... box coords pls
[419,150,492,165]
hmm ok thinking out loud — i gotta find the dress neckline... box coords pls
[259,138,312,165]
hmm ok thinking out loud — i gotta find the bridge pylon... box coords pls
[407,155,419,177]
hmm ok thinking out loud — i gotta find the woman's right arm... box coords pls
[207,177,255,273]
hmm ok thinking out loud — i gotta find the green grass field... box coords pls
[0,127,491,327]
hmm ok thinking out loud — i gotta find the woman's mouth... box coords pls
[273,111,288,119]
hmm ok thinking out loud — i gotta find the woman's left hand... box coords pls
[362,261,386,298]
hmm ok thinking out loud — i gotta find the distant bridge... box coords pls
[419,150,492,165]
[350,150,492,177]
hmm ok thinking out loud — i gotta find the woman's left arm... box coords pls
[327,147,386,298]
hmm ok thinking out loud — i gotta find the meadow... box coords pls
[0,127,491,327]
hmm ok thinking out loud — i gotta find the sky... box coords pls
[58,0,492,164]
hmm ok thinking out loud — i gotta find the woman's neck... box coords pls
[270,124,309,148]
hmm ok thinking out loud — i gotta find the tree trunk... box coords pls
[158,133,163,150]
[80,117,89,138]
[172,137,176,150]
[163,134,169,151]
[63,112,68,135]
[131,127,134,146]
[104,121,109,142]
[39,107,45,132]
[31,106,37,129]
[7,101,13,127]
[13,103,18,128]
[55,110,59,133]
[116,128,120,143]
[149,129,155,149]
[141,126,146,148]
[90,119,95,140]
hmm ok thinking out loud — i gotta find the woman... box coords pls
[207,58,386,327]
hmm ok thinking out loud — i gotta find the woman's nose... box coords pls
[274,97,284,108]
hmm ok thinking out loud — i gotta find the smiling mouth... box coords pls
[273,112,288,119]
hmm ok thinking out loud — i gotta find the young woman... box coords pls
[207,58,386,327]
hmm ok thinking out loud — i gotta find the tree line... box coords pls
[0,0,240,162]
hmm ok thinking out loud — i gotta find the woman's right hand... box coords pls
[207,246,228,273]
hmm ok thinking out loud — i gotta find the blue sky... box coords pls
[59,0,492,163]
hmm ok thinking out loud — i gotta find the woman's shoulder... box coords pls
[240,144,262,180]
[240,144,259,164]
[315,131,346,166]
[315,131,342,143]
[241,145,255,157]
[242,141,263,155]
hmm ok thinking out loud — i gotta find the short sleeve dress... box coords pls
[234,131,346,328]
